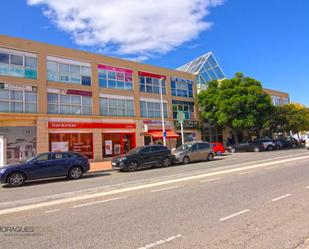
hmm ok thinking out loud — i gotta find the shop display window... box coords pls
[102,133,135,157]
[49,133,93,159]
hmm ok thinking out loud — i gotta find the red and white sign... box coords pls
[47,88,92,96]
[48,122,136,129]
[138,71,166,80]
[143,120,172,127]
[98,64,133,74]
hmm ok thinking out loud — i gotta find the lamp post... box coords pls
[159,78,166,146]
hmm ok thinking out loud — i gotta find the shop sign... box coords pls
[143,120,172,127]
[48,122,136,129]
[3,83,33,92]
[47,88,92,96]
[98,64,133,74]
[174,120,200,129]
[138,71,166,80]
[51,142,68,152]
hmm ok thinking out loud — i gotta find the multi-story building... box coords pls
[263,88,290,106]
[0,35,207,164]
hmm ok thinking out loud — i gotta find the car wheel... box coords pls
[68,166,83,180]
[128,161,138,172]
[267,145,274,151]
[183,156,190,165]
[291,143,297,148]
[216,151,222,156]
[253,147,260,152]
[7,172,25,187]
[207,153,214,161]
[230,148,236,153]
[162,157,172,167]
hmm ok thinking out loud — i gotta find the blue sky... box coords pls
[1,0,308,105]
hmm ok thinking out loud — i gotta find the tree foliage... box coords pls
[198,73,273,142]
[270,103,309,134]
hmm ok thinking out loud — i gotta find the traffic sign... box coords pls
[177,111,185,123]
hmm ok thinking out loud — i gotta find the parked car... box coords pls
[210,142,225,156]
[229,141,265,153]
[277,137,299,148]
[256,139,280,151]
[112,145,172,172]
[0,152,90,187]
[306,138,309,150]
[172,141,215,164]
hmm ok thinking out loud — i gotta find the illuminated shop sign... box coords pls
[48,122,136,129]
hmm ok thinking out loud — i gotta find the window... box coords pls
[47,59,91,86]
[0,49,37,79]
[140,100,168,118]
[0,83,37,113]
[171,77,193,97]
[36,154,50,161]
[98,65,133,90]
[141,147,151,153]
[172,100,194,120]
[199,143,210,149]
[48,92,92,116]
[139,76,166,94]
[151,146,164,152]
[100,97,134,117]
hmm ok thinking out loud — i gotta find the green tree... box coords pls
[198,73,273,143]
[272,103,309,137]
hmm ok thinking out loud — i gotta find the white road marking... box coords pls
[265,166,280,170]
[219,209,250,221]
[44,209,60,214]
[200,177,221,183]
[269,194,292,203]
[0,155,308,215]
[238,171,255,175]
[72,197,126,208]
[150,185,183,193]
[137,234,182,249]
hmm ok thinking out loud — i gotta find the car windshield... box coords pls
[25,155,37,163]
[126,147,143,155]
[176,143,193,151]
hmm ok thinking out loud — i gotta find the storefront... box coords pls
[142,120,179,149]
[48,120,136,160]
[49,133,93,159]
[102,133,135,157]
[0,126,37,164]
[174,120,201,147]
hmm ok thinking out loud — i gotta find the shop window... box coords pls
[0,48,37,79]
[102,133,135,157]
[49,133,93,159]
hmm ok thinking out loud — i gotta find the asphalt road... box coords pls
[0,148,308,249]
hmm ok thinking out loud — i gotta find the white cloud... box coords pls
[27,0,223,60]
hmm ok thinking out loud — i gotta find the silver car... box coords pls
[172,141,215,164]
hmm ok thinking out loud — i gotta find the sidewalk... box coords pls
[89,161,112,172]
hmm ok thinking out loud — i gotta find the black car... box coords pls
[112,145,173,172]
[230,141,265,153]
[0,152,90,187]
[277,137,299,148]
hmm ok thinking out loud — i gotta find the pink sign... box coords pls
[98,64,132,74]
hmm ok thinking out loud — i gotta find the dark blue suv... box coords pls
[0,152,90,187]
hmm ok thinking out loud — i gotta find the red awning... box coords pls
[147,130,179,139]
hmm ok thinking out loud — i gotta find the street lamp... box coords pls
[159,78,166,146]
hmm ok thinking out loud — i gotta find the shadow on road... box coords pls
[2,172,111,188]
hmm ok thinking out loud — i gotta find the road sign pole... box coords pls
[180,121,184,145]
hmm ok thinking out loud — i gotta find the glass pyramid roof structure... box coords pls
[177,52,225,91]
